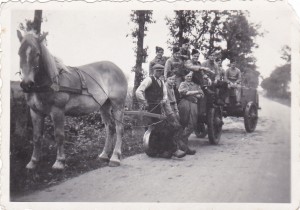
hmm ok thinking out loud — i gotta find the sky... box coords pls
[10,7,292,84]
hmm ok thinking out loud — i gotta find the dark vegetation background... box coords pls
[10,81,144,198]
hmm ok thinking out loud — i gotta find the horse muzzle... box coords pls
[20,81,35,92]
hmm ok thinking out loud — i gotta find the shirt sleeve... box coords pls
[178,82,189,95]
[164,59,172,79]
[185,60,200,72]
[162,81,168,101]
[135,77,152,104]
[236,68,242,83]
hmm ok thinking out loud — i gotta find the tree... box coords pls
[280,45,291,63]
[19,10,43,34]
[166,10,199,47]
[261,45,291,100]
[129,10,154,109]
[166,10,262,72]
[261,63,291,98]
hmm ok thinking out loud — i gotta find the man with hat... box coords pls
[201,52,221,82]
[184,49,211,86]
[149,46,168,76]
[184,49,209,136]
[164,46,185,89]
[179,38,191,62]
[136,64,186,159]
[178,71,204,155]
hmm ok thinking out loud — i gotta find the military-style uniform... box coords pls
[164,56,185,89]
[149,56,168,76]
[225,66,242,103]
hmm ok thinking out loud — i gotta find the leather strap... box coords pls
[73,67,87,89]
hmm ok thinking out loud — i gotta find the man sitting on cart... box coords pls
[225,60,242,106]
[136,64,186,159]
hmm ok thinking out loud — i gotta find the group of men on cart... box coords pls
[135,38,242,159]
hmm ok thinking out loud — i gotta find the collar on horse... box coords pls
[22,67,87,94]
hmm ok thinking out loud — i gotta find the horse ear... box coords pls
[17,30,23,42]
[39,32,49,43]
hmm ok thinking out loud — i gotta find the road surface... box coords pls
[14,96,291,203]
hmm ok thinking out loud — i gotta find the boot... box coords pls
[159,151,172,159]
[186,147,196,155]
[172,149,186,158]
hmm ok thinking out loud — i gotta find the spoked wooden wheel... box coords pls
[207,107,223,145]
[244,102,258,133]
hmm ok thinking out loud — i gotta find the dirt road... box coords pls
[14,96,290,203]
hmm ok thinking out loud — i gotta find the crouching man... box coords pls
[135,64,186,159]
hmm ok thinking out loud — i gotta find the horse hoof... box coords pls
[98,153,109,162]
[52,161,65,170]
[108,159,120,167]
[26,161,37,170]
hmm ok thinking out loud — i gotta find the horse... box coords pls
[16,30,128,169]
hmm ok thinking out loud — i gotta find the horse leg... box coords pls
[26,109,45,169]
[50,107,66,170]
[109,108,124,167]
[98,103,115,161]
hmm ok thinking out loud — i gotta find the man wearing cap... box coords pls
[149,46,168,76]
[184,49,209,135]
[225,61,242,105]
[201,52,221,82]
[164,46,185,89]
[178,71,204,155]
[184,49,211,86]
[179,38,191,62]
[136,64,186,159]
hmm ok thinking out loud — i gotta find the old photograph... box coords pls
[1,0,299,209]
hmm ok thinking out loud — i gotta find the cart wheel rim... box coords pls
[244,102,258,132]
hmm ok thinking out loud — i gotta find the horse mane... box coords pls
[54,56,72,74]
[39,41,60,83]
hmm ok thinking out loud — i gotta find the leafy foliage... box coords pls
[261,46,291,101]
[280,45,291,63]
[19,10,44,34]
[166,10,263,73]
[261,63,291,99]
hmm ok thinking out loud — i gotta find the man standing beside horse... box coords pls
[136,64,186,159]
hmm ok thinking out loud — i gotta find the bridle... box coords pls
[19,38,82,94]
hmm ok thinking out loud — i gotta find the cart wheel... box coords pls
[194,123,207,138]
[244,102,258,132]
[207,107,223,145]
[143,129,157,157]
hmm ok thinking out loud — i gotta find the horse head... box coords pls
[17,30,54,92]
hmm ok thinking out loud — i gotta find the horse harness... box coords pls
[22,67,89,95]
